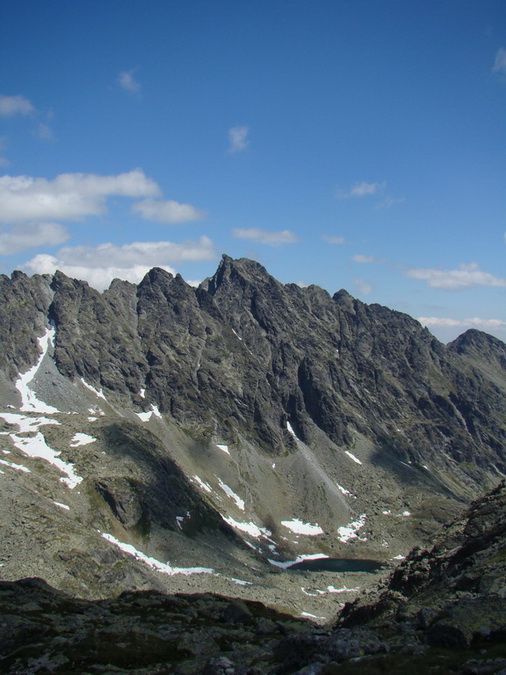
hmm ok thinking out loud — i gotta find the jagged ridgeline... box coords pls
[0,255,505,612]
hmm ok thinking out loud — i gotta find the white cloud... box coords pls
[0,170,161,223]
[322,235,345,244]
[406,262,506,289]
[118,69,141,94]
[228,125,249,153]
[419,316,506,329]
[21,236,216,291]
[354,278,374,295]
[132,198,205,223]
[492,47,506,75]
[418,316,506,331]
[375,196,404,209]
[0,95,34,117]
[232,227,299,246]
[351,254,376,263]
[0,222,68,255]
[337,181,385,198]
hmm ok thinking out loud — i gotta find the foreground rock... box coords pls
[2,484,506,674]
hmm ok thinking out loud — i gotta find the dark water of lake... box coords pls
[287,557,385,573]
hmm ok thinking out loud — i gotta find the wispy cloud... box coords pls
[353,277,374,295]
[21,236,216,291]
[118,69,141,95]
[34,122,54,141]
[375,195,404,209]
[232,227,299,246]
[336,181,385,199]
[132,198,205,223]
[322,235,345,244]
[0,137,9,166]
[418,316,506,331]
[0,94,35,117]
[406,262,506,289]
[0,222,68,255]
[492,47,506,75]
[351,254,379,263]
[227,125,249,153]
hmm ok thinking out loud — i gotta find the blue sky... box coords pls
[0,0,505,343]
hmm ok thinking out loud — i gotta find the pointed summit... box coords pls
[204,255,275,296]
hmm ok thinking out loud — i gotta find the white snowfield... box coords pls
[344,450,362,465]
[70,433,96,447]
[268,552,329,570]
[100,532,214,576]
[286,421,301,441]
[0,457,30,473]
[0,412,82,489]
[281,519,324,536]
[16,327,59,414]
[301,584,360,597]
[53,501,70,510]
[135,405,162,422]
[222,515,272,539]
[336,483,354,497]
[80,378,106,401]
[337,513,367,543]
[193,475,213,493]
[216,443,230,455]
[218,479,245,510]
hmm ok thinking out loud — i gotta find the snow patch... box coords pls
[216,443,230,455]
[300,611,326,620]
[286,421,301,441]
[222,516,272,539]
[139,388,146,398]
[281,518,324,536]
[336,483,353,496]
[0,458,30,473]
[100,532,214,576]
[391,554,405,560]
[327,585,361,594]
[0,412,82,489]
[229,578,253,586]
[135,405,162,422]
[337,514,367,543]
[16,327,60,414]
[193,475,212,493]
[218,479,245,510]
[301,585,360,597]
[269,553,329,570]
[53,501,70,510]
[344,450,362,465]
[80,378,106,400]
[70,433,96,447]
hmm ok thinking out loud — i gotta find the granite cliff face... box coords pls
[0,256,505,625]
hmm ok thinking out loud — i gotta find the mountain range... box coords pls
[0,255,505,672]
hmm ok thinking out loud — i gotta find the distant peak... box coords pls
[448,328,506,353]
[138,267,174,287]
